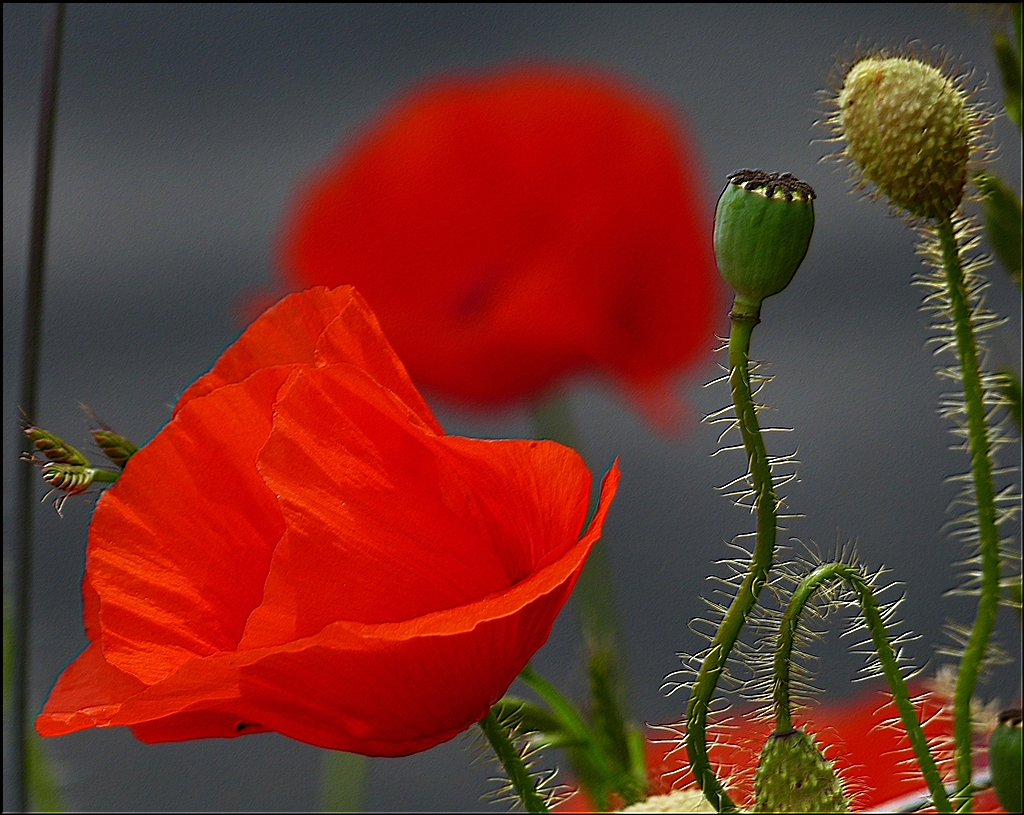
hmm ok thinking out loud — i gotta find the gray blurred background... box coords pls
[4,3,1021,811]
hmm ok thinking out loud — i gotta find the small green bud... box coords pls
[22,423,89,466]
[753,729,850,814]
[91,428,139,469]
[989,708,1022,814]
[713,169,815,309]
[837,56,971,219]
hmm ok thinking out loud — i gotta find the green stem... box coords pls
[935,216,1003,813]
[773,562,951,813]
[479,708,550,814]
[529,397,644,808]
[89,467,119,483]
[686,298,778,813]
[519,665,625,808]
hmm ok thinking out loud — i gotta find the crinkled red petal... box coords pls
[38,465,619,756]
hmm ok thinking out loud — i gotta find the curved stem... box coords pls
[935,216,1003,813]
[686,298,778,813]
[479,707,550,814]
[773,562,952,813]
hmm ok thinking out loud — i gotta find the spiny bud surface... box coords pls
[753,728,850,813]
[838,56,970,219]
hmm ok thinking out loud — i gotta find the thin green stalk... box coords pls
[318,751,368,813]
[773,562,951,813]
[686,299,779,813]
[529,397,645,808]
[519,664,626,808]
[935,216,1003,812]
[10,4,65,812]
[479,707,550,814]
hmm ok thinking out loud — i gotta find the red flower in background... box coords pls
[37,286,619,756]
[560,685,1004,812]
[281,67,720,426]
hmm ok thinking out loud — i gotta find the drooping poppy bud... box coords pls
[835,55,973,220]
[753,728,850,813]
[713,170,815,309]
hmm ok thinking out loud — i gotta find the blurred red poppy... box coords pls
[36,285,619,756]
[560,684,1004,812]
[280,67,721,426]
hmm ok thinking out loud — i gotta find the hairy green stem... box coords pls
[479,707,550,814]
[935,216,1003,812]
[686,299,779,813]
[773,561,951,813]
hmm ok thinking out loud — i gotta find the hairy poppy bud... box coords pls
[753,728,850,813]
[837,56,971,219]
[989,708,1022,814]
[713,169,815,309]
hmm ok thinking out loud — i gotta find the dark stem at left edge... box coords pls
[10,4,66,812]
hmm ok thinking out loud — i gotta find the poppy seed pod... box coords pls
[753,728,850,813]
[713,170,815,308]
[837,56,971,219]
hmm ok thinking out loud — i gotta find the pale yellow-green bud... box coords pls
[837,56,971,219]
[753,729,850,813]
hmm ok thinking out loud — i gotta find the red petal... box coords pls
[46,463,619,755]
[35,643,146,736]
[88,366,289,685]
[176,287,440,432]
[281,68,721,407]
[241,362,595,646]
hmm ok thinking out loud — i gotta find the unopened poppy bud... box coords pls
[713,169,815,309]
[989,708,1022,814]
[837,56,971,219]
[91,428,139,469]
[753,728,850,813]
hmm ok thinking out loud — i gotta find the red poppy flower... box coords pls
[280,67,721,426]
[559,684,1005,812]
[36,285,620,757]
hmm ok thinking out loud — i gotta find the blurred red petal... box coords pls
[281,68,722,410]
[570,685,1006,813]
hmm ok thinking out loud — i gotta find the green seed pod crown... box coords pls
[713,169,815,308]
[753,729,850,814]
[836,56,972,219]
